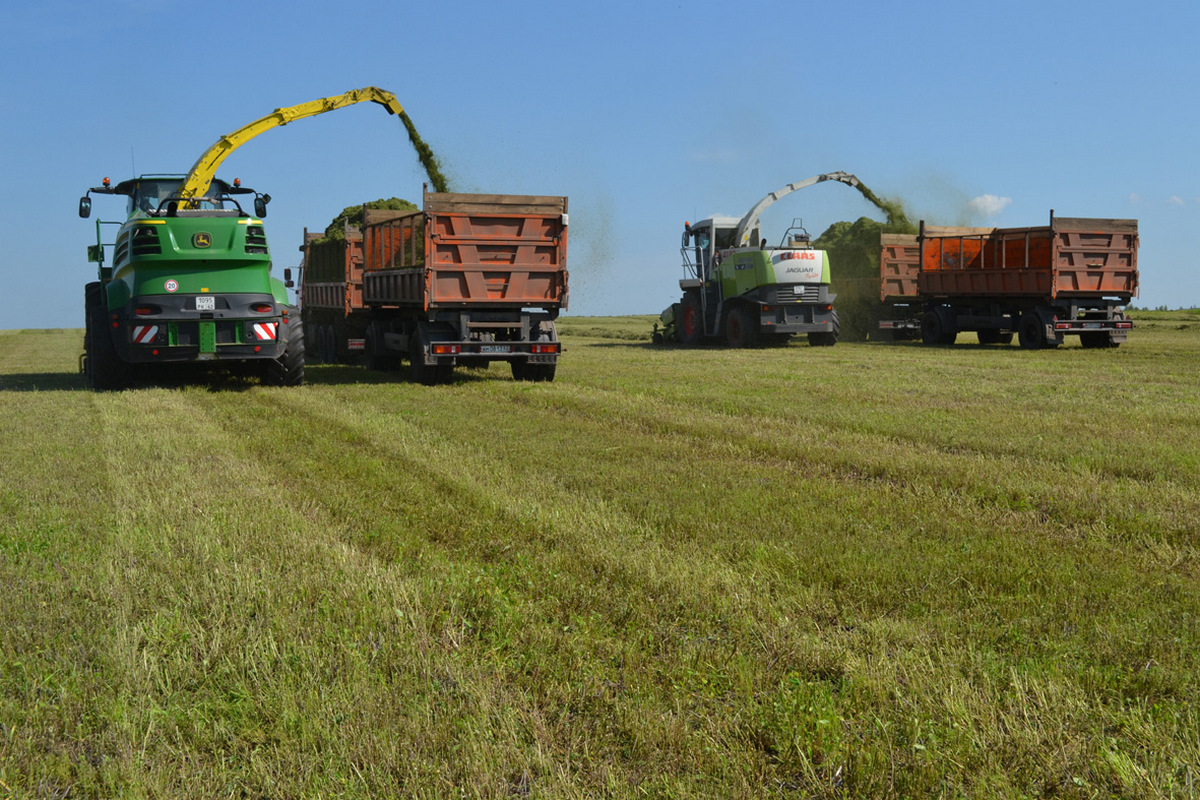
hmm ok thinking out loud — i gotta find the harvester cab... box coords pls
[659,172,859,348]
[80,175,266,227]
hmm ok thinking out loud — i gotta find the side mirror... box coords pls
[254,197,268,218]
[87,244,103,263]
[78,196,92,218]
[681,229,690,248]
[283,268,294,288]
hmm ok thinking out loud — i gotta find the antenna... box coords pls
[130,147,136,176]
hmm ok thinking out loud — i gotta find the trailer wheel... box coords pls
[263,308,305,386]
[364,325,398,370]
[679,292,704,345]
[724,306,757,348]
[308,323,325,363]
[325,325,339,363]
[84,282,130,391]
[302,321,318,362]
[1018,313,1045,350]
[920,311,956,346]
[1081,332,1120,349]
[409,333,441,385]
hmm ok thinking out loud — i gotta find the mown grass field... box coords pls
[1,314,1198,799]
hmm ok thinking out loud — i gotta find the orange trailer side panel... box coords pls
[917,217,1137,300]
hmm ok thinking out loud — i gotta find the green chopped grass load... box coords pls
[399,110,449,194]
[815,183,917,341]
[319,198,418,242]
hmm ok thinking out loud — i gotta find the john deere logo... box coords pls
[193,232,212,248]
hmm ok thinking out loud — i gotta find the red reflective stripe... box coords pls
[252,322,278,341]
[132,325,158,344]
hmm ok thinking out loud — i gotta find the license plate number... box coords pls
[195,296,216,311]
[480,344,510,354]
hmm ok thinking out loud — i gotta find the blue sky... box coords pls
[2,0,1197,330]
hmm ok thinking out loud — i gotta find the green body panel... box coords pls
[105,215,272,310]
[718,251,773,299]
[268,277,290,304]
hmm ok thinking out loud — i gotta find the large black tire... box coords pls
[977,329,1004,345]
[511,360,533,381]
[262,309,305,386]
[920,311,957,346]
[807,310,839,347]
[84,282,130,391]
[511,361,556,382]
[307,321,326,367]
[920,312,940,345]
[1080,332,1120,349]
[1080,312,1122,349]
[1018,313,1045,350]
[325,324,339,364]
[409,328,450,385]
[724,306,757,348]
[679,292,704,345]
[364,324,399,371]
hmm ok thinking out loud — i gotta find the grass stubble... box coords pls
[0,313,1197,798]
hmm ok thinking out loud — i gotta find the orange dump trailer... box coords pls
[877,213,1138,349]
[297,190,568,382]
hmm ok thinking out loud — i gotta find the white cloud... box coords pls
[1129,193,1144,204]
[968,194,1011,217]
[1168,195,1186,206]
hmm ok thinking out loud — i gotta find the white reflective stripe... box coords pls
[132,325,159,344]
[252,322,278,341]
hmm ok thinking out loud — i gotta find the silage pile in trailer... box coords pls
[817,210,916,341]
[318,198,418,242]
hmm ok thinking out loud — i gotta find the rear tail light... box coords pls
[531,343,559,354]
[134,305,160,316]
[432,344,461,355]
[250,303,273,313]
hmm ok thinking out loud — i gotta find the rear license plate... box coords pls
[195,296,216,311]
[480,344,510,354]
